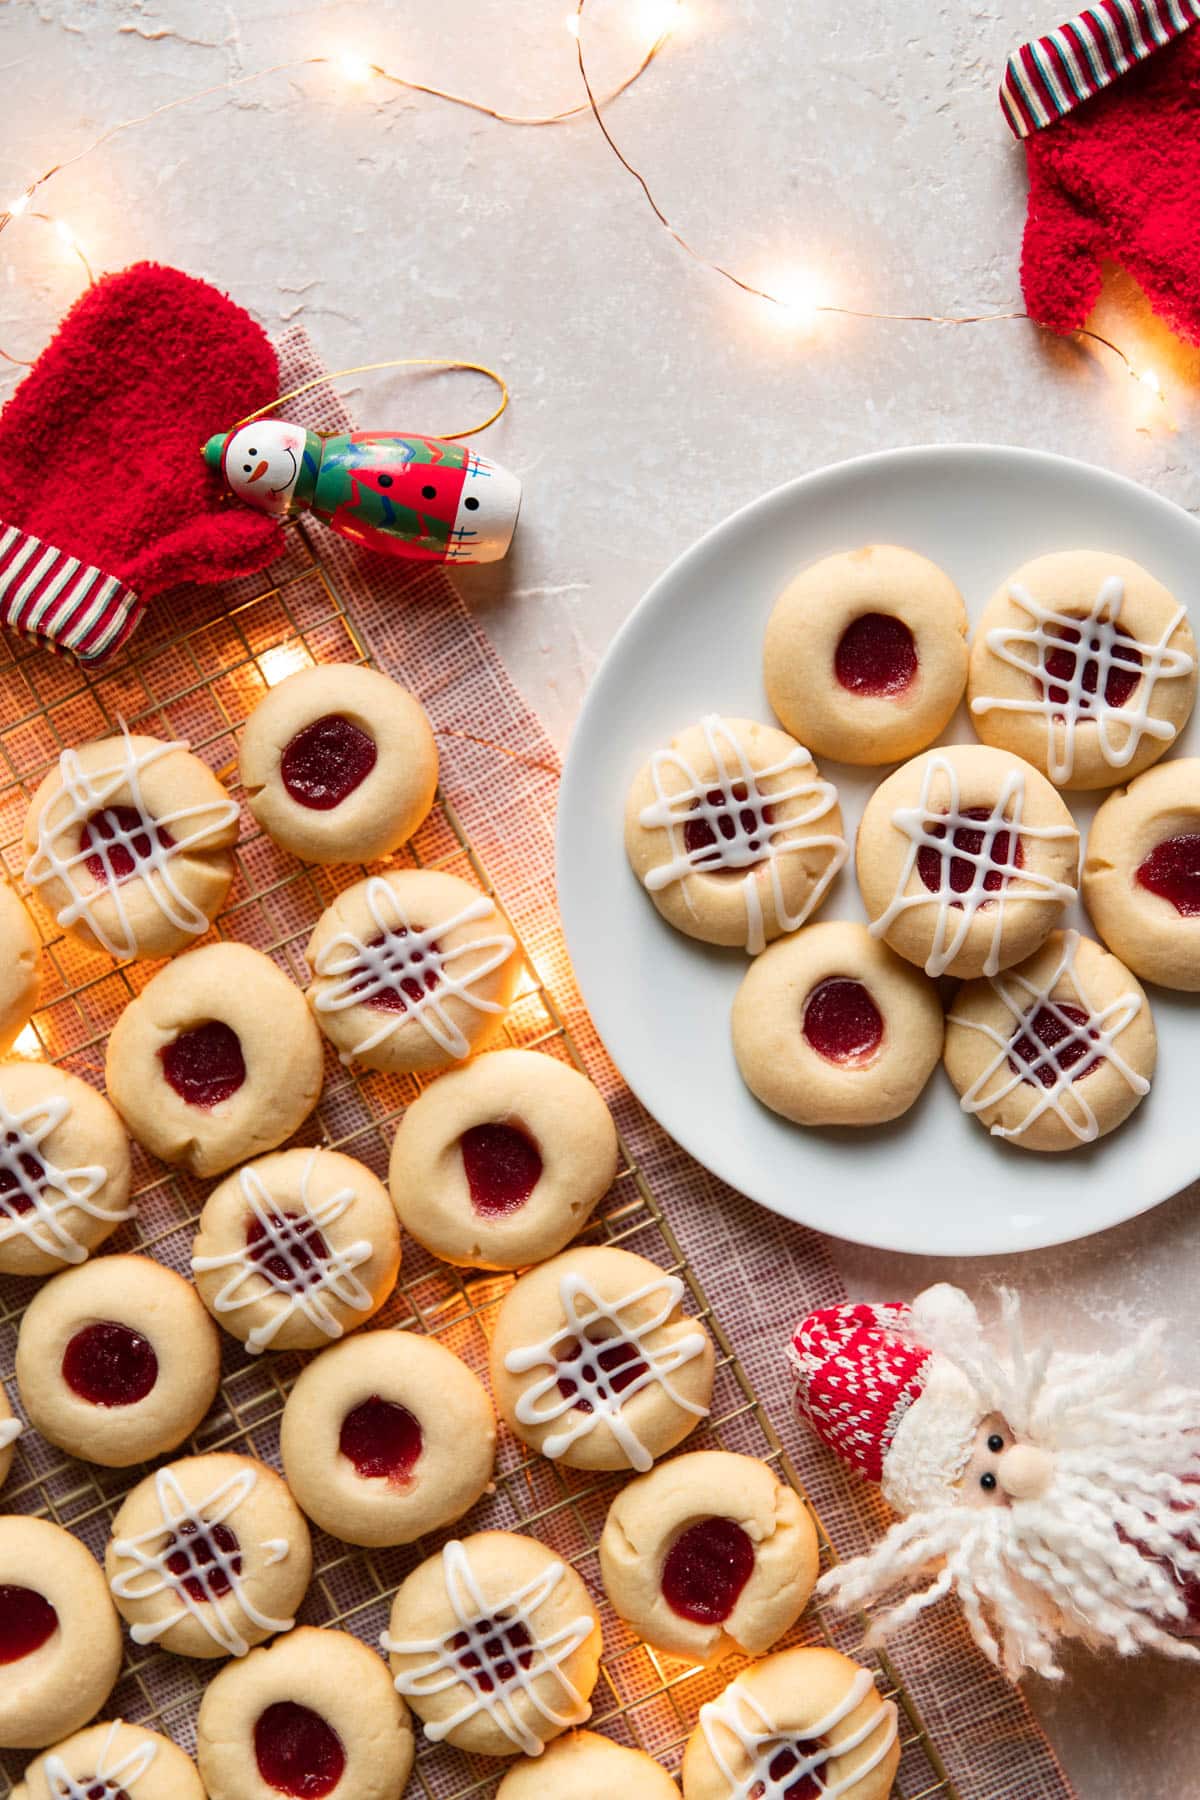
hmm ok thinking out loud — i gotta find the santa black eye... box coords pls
[422,484,436,499]
[464,496,480,511]
[980,1472,997,1492]
[987,1433,1004,1453]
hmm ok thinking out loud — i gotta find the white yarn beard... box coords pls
[817,1288,1200,1681]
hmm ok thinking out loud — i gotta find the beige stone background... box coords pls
[4,1,1200,1793]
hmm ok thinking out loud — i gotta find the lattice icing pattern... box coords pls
[108,1464,294,1658]
[24,727,240,960]
[950,929,1150,1144]
[639,715,846,954]
[0,1088,132,1264]
[868,754,1077,978]
[971,576,1195,785]
[310,875,516,1061]
[382,1539,595,1757]
[43,1722,158,1799]
[503,1270,709,1472]
[698,1667,898,1800]
[191,1152,374,1354]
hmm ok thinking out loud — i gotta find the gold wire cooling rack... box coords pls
[0,526,959,1800]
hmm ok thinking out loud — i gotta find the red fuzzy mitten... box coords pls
[1000,0,1200,342]
[0,262,283,662]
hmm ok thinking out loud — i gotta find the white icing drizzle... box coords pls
[700,1667,897,1800]
[44,1722,157,1799]
[0,1088,131,1264]
[191,1151,374,1354]
[24,725,239,961]
[381,1538,594,1757]
[950,928,1150,1144]
[311,876,516,1063]
[867,754,1076,978]
[971,576,1195,785]
[109,1464,293,1658]
[639,714,846,955]
[503,1270,709,1473]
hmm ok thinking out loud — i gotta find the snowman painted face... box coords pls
[222,421,309,515]
[446,451,523,564]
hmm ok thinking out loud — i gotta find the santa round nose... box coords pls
[997,1443,1055,1501]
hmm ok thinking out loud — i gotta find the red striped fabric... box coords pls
[0,522,143,664]
[1000,0,1200,136]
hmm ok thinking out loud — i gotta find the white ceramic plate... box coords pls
[557,445,1200,1256]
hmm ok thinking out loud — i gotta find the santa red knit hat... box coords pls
[1000,0,1200,343]
[788,1290,983,1515]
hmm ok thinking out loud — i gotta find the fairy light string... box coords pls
[0,2,1170,414]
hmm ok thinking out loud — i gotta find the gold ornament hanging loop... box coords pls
[235,357,510,439]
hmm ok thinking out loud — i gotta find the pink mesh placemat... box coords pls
[0,327,1075,1800]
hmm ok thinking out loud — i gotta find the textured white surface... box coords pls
[4,1,1200,1793]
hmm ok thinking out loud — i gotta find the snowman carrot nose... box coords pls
[245,460,270,485]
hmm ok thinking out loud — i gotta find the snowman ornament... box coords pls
[204,420,520,565]
[789,1284,1200,1679]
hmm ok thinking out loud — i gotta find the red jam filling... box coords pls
[556,1330,647,1414]
[81,805,175,885]
[338,1395,423,1485]
[1008,1002,1099,1089]
[834,612,918,697]
[72,1782,130,1800]
[763,1742,826,1800]
[461,1122,543,1216]
[0,1584,58,1663]
[917,805,1021,900]
[160,1021,246,1108]
[349,930,441,1013]
[1042,622,1142,710]
[0,1131,45,1217]
[280,714,378,812]
[254,1701,347,1799]
[802,978,884,1067]
[449,1616,534,1692]
[1136,834,1200,918]
[247,1210,332,1289]
[682,784,775,868]
[661,1516,756,1624]
[164,1519,242,1603]
[62,1320,158,1407]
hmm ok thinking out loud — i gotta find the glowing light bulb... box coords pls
[260,643,315,687]
[1139,368,1162,396]
[7,192,30,218]
[339,51,373,84]
[565,12,581,36]
[638,0,680,39]
[54,219,76,249]
[766,269,825,330]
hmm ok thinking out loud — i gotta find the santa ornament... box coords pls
[1001,0,1200,343]
[789,1286,1200,1680]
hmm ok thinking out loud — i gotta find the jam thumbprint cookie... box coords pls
[23,731,239,962]
[491,1246,714,1473]
[0,877,40,1055]
[104,941,325,1178]
[192,1148,400,1354]
[0,1061,132,1279]
[764,545,969,766]
[1084,758,1200,989]
[496,1730,681,1798]
[280,1329,495,1547]
[731,921,943,1128]
[15,1253,220,1468]
[624,716,846,954]
[0,1381,20,1492]
[857,743,1079,979]
[383,1531,602,1758]
[944,929,1156,1153]
[106,1452,313,1660]
[682,1647,899,1800]
[0,1516,122,1750]
[968,551,1197,791]
[240,662,439,866]
[306,869,521,1074]
[600,1450,819,1664]
[388,1048,619,1270]
[196,1626,415,1800]
[14,1721,206,1800]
